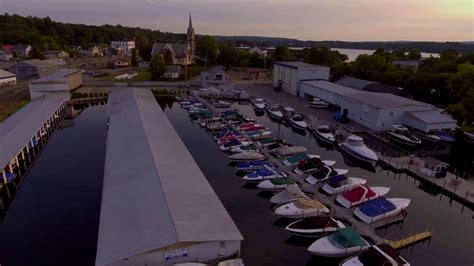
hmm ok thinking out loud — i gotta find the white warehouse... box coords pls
[273,62,330,96]
[29,69,82,100]
[0,69,17,87]
[300,80,457,132]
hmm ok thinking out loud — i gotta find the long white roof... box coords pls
[96,88,242,265]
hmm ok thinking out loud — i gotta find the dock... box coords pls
[385,231,432,249]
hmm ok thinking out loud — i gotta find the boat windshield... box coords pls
[292,115,304,121]
[318,127,331,134]
[348,139,365,147]
[328,229,367,248]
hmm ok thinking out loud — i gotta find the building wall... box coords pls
[65,72,83,90]
[296,67,330,96]
[29,83,71,100]
[38,65,66,78]
[108,240,241,266]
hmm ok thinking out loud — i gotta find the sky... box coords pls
[1,0,473,41]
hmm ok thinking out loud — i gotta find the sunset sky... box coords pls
[2,0,473,41]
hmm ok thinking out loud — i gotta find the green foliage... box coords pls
[217,42,237,69]
[149,54,166,80]
[274,46,291,61]
[131,48,138,67]
[196,35,218,65]
[302,46,345,67]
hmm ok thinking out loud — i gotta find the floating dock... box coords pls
[385,231,432,249]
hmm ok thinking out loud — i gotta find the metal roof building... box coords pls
[273,62,330,96]
[29,69,82,100]
[96,88,243,266]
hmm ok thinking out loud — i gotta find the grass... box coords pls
[0,99,30,122]
[132,70,152,82]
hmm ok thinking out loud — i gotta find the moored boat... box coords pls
[336,185,391,208]
[257,178,298,190]
[253,98,266,112]
[235,160,276,172]
[275,146,308,158]
[386,125,421,147]
[304,166,347,185]
[339,135,378,163]
[312,124,335,144]
[322,175,367,195]
[309,98,330,109]
[228,151,265,162]
[353,198,411,224]
[289,114,307,130]
[285,216,346,237]
[294,157,333,175]
[307,228,370,257]
[281,106,295,120]
[274,198,329,219]
[270,186,309,205]
[340,243,410,266]
[243,167,287,182]
[282,153,320,167]
[266,104,284,121]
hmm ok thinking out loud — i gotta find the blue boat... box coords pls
[235,161,275,172]
[354,197,411,223]
[243,168,286,182]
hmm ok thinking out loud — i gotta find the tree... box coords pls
[274,46,290,61]
[196,35,218,66]
[303,46,344,67]
[131,48,138,68]
[30,46,45,59]
[217,42,237,70]
[407,49,421,60]
[149,54,166,80]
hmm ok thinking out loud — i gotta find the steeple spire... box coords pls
[188,13,193,29]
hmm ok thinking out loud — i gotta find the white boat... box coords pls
[270,186,309,205]
[235,160,275,172]
[340,243,410,266]
[465,131,474,143]
[281,106,295,120]
[308,98,330,109]
[353,198,411,224]
[257,178,298,190]
[414,131,441,143]
[254,98,266,112]
[386,125,421,147]
[304,166,348,185]
[322,175,367,195]
[230,145,259,154]
[217,258,245,266]
[275,146,308,158]
[294,158,337,176]
[247,130,273,140]
[285,216,346,237]
[282,153,320,167]
[336,185,391,208]
[243,167,287,182]
[266,104,284,121]
[228,151,265,162]
[307,228,371,257]
[339,135,378,163]
[289,114,307,130]
[274,198,329,219]
[313,124,335,144]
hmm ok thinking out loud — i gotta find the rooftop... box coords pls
[344,91,431,108]
[13,59,66,68]
[30,69,81,83]
[406,109,457,124]
[0,69,15,79]
[335,76,374,90]
[302,80,360,96]
[96,88,242,265]
[274,61,329,69]
[0,97,64,169]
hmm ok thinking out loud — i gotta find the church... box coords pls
[151,14,195,66]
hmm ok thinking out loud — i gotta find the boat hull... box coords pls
[307,236,370,257]
[340,143,378,164]
[353,198,410,224]
[321,177,367,195]
[336,187,390,208]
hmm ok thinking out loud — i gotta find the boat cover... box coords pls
[342,185,376,203]
[358,244,400,265]
[286,153,310,164]
[277,146,307,157]
[258,138,275,144]
[290,217,338,230]
[270,178,295,185]
[359,198,396,217]
[297,158,323,171]
[236,161,264,168]
[327,175,348,188]
[294,198,325,209]
[247,168,274,178]
[330,228,367,248]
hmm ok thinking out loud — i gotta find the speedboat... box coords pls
[256,138,277,147]
[230,144,259,153]
[353,198,411,224]
[294,157,334,175]
[437,131,456,142]
[257,178,298,190]
[275,146,308,158]
[235,160,276,172]
[307,228,370,257]
[339,135,378,163]
[313,124,335,144]
[341,243,410,266]
[237,122,259,130]
[254,98,266,112]
[213,129,232,141]
[285,216,346,237]
[266,104,284,121]
[241,125,268,133]
[247,130,273,140]
[322,175,367,195]
[309,98,330,109]
[414,131,441,143]
[270,186,309,204]
[336,185,391,208]
[464,131,474,143]
[274,198,329,219]
[219,139,251,151]
[283,153,320,167]
[281,106,295,120]
[386,125,421,147]
[228,151,265,162]
[289,114,307,130]
[243,167,287,182]
[304,166,348,185]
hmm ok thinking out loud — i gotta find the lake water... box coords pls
[0,100,471,266]
[332,48,440,62]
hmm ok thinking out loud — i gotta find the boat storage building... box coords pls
[28,69,82,100]
[300,80,456,132]
[96,88,243,266]
[273,62,330,96]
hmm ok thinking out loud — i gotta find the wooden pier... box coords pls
[385,231,432,249]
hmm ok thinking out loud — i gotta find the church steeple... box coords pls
[188,13,193,30]
[187,13,195,62]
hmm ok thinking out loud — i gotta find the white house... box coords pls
[200,66,231,88]
[164,65,180,79]
[273,62,330,96]
[29,69,82,100]
[111,41,135,56]
[0,69,16,86]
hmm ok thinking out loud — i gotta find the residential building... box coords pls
[3,44,32,58]
[111,40,135,56]
[249,46,268,57]
[393,60,423,70]
[200,66,231,87]
[273,61,330,96]
[9,59,67,80]
[44,50,70,60]
[336,76,404,95]
[151,14,195,65]
[95,88,243,266]
[0,50,13,61]
[81,46,101,57]
[164,65,180,79]
[300,80,456,132]
[29,69,82,100]
[0,69,17,86]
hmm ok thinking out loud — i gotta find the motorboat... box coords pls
[437,131,456,142]
[241,117,256,123]
[294,157,334,175]
[309,98,330,109]
[322,175,367,195]
[270,186,309,204]
[256,138,277,147]
[221,110,240,121]
[247,130,273,140]
[217,258,245,266]
[282,153,320,167]
[285,216,346,237]
[219,139,251,151]
[243,167,287,182]
[414,131,441,143]
[230,144,259,153]
[304,166,348,185]
[353,198,411,224]
[207,121,228,131]
[228,151,265,162]
[340,243,410,266]
[241,125,268,133]
[257,178,298,191]
[336,185,391,208]
[339,135,378,163]
[266,104,284,121]
[213,100,231,108]
[313,124,335,144]
[254,98,266,112]
[289,114,307,130]
[274,198,329,219]
[386,125,421,147]
[275,146,308,158]
[213,129,232,141]
[235,160,276,172]
[308,228,370,257]
[464,131,474,143]
[237,122,259,130]
[281,106,295,120]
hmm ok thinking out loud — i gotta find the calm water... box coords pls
[332,48,440,62]
[0,101,471,266]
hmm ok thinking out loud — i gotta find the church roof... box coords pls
[151,43,190,57]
